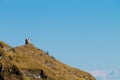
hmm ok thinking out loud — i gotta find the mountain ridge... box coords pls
[0,41,96,80]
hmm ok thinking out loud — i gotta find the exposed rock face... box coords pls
[0,41,96,80]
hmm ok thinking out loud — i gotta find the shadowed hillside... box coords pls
[0,41,96,80]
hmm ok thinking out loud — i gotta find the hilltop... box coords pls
[0,41,96,80]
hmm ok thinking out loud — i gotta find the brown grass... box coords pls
[0,41,96,80]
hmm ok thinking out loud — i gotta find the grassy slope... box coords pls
[0,41,96,80]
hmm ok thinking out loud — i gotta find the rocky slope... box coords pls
[0,41,96,80]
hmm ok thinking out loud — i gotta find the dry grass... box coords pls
[0,41,96,80]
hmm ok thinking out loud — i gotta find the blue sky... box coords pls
[0,0,120,80]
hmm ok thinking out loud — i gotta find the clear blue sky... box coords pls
[0,0,120,79]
